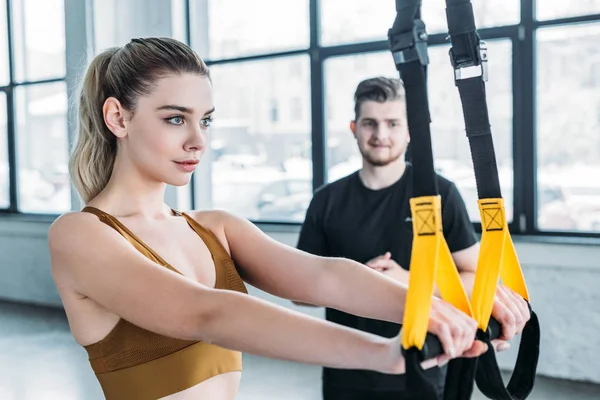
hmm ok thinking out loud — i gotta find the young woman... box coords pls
[48,37,488,400]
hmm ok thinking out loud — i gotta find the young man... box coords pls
[296,77,527,400]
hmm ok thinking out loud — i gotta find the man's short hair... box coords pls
[353,77,406,121]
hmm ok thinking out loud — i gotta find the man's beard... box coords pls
[360,146,404,167]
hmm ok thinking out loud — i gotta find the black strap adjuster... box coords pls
[449,39,489,82]
[388,19,429,67]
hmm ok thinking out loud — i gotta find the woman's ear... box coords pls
[103,97,129,139]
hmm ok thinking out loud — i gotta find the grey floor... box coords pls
[0,300,599,400]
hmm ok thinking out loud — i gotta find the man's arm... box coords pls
[441,181,480,294]
[366,181,479,293]
[451,242,479,296]
[365,247,477,297]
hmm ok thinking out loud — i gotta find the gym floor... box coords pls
[1,300,598,400]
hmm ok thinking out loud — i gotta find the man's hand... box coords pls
[365,252,410,284]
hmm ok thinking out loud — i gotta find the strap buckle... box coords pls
[388,19,429,67]
[449,40,488,82]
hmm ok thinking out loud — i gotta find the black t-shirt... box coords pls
[296,162,478,392]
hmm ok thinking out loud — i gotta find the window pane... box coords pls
[320,0,395,46]
[201,56,312,222]
[0,92,7,208]
[537,23,600,232]
[0,0,9,86]
[320,0,519,46]
[194,0,309,60]
[93,0,176,51]
[15,82,70,213]
[536,1,600,21]
[324,40,513,223]
[11,0,66,82]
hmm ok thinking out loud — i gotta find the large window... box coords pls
[187,0,314,223]
[5,0,600,239]
[536,22,600,232]
[184,0,600,235]
[0,0,69,214]
[205,0,310,59]
[206,56,312,222]
[319,0,520,46]
[190,0,519,225]
[536,1,600,21]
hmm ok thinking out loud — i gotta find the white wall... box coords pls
[0,219,599,384]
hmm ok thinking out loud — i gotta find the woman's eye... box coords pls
[201,116,213,127]
[167,116,184,125]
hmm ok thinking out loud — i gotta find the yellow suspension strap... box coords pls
[387,1,500,399]
[445,0,540,398]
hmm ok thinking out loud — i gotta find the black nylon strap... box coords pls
[446,3,476,35]
[455,77,502,199]
[404,349,444,399]
[475,310,540,400]
[443,357,478,400]
[393,0,421,29]
[446,0,479,63]
[396,60,437,197]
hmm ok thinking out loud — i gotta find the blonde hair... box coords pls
[69,37,210,203]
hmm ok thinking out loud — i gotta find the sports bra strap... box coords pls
[174,210,232,260]
[81,206,185,275]
[81,206,232,262]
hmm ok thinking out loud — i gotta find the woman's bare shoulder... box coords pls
[184,209,235,229]
[48,211,103,250]
[183,209,244,254]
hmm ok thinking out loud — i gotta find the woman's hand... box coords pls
[428,297,488,365]
[379,298,488,374]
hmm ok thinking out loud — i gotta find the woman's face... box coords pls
[115,73,215,187]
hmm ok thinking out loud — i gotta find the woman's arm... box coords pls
[218,210,409,324]
[47,212,401,373]
[216,210,484,361]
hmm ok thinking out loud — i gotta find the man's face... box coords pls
[350,99,409,167]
